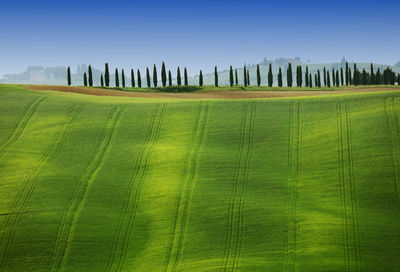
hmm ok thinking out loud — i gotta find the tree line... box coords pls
[67,62,399,88]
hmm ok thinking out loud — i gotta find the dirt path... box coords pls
[25,85,400,99]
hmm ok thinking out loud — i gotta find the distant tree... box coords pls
[278,67,283,87]
[332,68,336,87]
[256,64,261,87]
[268,63,273,87]
[137,69,142,88]
[353,64,358,85]
[309,74,313,88]
[345,62,349,85]
[115,68,119,87]
[235,69,238,86]
[121,69,125,88]
[153,64,158,87]
[336,70,340,87]
[131,69,135,87]
[398,74,400,85]
[146,67,151,87]
[88,65,93,87]
[138,69,142,88]
[168,70,172,86]
[105,63,110,87]
[327,71,331,87]
[314,74,318,88]
[100,74,104,87]
[323,67,327,86]
[287,63,293,87]
[340,67,344,86]
[161,62,167,87]
[247,70,250,86]
[305,66,309,87]
[177,67,182,86]
[317,70,321,87]
[296,66,302,87]
[184,68,188,86]
[244,66,248,87]
[83,72,88,86]
[376,68,381,84]
[370,63,375,85]
[362,69,367,85]
[214,66,219,87]
[199,70,203,86]
[230,65,234,87]
[348,69,352,85]
[67,66,71,86]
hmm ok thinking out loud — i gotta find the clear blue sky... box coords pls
[1,0,399,76]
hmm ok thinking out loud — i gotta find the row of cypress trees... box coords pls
[67,62,399,88]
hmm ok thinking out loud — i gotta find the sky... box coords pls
[1,0,399,77]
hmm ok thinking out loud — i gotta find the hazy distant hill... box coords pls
[1,58,399,86]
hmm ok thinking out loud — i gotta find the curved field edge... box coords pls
[0,84,400,271]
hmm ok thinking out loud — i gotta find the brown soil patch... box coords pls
[25,85,400,100]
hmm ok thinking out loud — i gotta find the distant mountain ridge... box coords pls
[1,58,399,86]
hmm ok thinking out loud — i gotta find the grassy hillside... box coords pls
[0,85,400,271]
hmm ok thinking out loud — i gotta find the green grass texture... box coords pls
[0,85,400,271]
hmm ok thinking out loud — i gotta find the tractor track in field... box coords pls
[232,103,256,271]
[337,99,362,272]
[162,103,209,272]
[336,100,350,272]
[112,103,167,272]
[220,104,247,272]
[220,103,256,272]
[0,103,82,271]
[385,97,400,196]
[107,103,162,272]
[0,96,46,159]
[55,106,125,272]
[284,102,301,272]
[48,106,123,272]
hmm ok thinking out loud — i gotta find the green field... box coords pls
[1,85,400,271]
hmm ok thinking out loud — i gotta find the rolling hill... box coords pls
[1,85,400,271]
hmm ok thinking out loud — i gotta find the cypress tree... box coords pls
[398,74,400,86]
[121,69,125,88]
[332,68,336,86]
[353,64,358,86]
[362,69,367,85]
[336,70,340,87]
[105,63,110,87]
[243,66,247,87]
[137,69,142,88]
[247,70,250,86]
[184,68,188,86]
[146,67,151,87]
[296,66,302,87]
[199,70,203,87]
[67,66,71,86]
[340,67,344,86]
[370,63,375,85]
[278,67,283,87]
[168,70,172,86]
[214,66,218,87]
[115,68,119,87]
[256,64,261,87]
[153,64,158,87]
[161,62,167,87]
[323,67,327,86]
[345,62,349,85]
[305,66,309,87]
[131,69,135,87]
[83,72,87,86]
[88,65,93,87]
[348,69,352,85]
[327,71,331,87]
[177,67,181,86]
[314,74,318,88]
[317,70,321,87]
[235,69,238,86]
[309,74,313,88]
[100,74,104,87]
[230,65,234,87]
[287,63,293,87]
[268,63,273,87]
[376,68,381,85]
